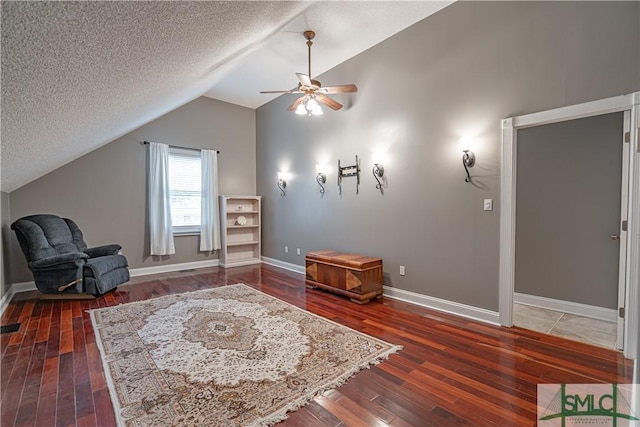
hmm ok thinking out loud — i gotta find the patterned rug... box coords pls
[90,284,402,426]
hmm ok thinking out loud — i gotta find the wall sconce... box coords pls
[315,165,327,195]
[371,153,386,194]
[277,172,287,196]
[462,149,475,183]
[372,163,384,193]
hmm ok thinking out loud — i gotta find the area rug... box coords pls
[90,283,402,426]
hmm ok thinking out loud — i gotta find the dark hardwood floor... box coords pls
[1,264,634,426]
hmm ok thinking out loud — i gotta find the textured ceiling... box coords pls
[1,1,452,193]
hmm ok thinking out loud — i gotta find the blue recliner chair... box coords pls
[11,214,129,296]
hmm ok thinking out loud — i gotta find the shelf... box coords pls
[226,240,259,247]
[220,195,261,268]
[227,210,259,214]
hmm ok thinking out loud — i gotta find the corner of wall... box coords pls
[0,191,12,299]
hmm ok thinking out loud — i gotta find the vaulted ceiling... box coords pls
[1,1,452,193]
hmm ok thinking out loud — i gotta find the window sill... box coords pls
[173,230,200,237]
[173,231,200,237]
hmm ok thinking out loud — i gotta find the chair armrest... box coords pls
[29,252,89,268]
[85,244,122,258]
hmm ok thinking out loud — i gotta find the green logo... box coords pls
[539,384,639,426]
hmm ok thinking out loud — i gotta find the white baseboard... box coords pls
[514,292,617,322]
[1,281,37,316]
[8,280,38,293]
[383,286,500,325]
[129,259,219,277]
[0,292,10,316]
[261,256,305,275]
[262,256,499,325]
[0,260,221,317]
[220,260,262,268]
[0,290,15,317]
[1,288,18,316]
[2,258,501,328]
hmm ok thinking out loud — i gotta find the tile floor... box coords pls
[513,303,618,350]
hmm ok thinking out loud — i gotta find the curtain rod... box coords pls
[142,141,220,154]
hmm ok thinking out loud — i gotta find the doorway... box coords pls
[499,93,640,359]
[513,112,623,349]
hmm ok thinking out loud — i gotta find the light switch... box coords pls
[484,199,493,211]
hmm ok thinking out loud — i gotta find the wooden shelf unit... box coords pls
[219,195,262,267]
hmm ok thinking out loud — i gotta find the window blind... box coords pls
[168,150,201,228]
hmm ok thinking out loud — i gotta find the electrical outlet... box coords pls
[400,265,405,276]
[285,246,288,253]
[296,248,301,255]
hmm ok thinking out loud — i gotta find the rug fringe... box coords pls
[248,344,403,427]
[89,309,128,427]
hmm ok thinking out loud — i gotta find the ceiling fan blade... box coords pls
[315,94,343,111]
[287,96,306,112]
[296,73,313,88]
[319,84,358,94]
[260,90,297,94]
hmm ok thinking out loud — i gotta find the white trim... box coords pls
[260,256,305,275]
[514,293,617,323]
[8,280,38,293]
[129,259,219,277]
[383,286,500,325]
[499,117,516,327]
[0,260,221,316]
[0,288,17,316]
[500,92,640,359]
[7,260,222,289]
[3,256,499,331]
[0,281,37,317]
[0,292,11,316]
[617,110,631,349]
[626,91,640,360]
[512,94,636,129]
[219,260,262,268]
[262,256,500,325]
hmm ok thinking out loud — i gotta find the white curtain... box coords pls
[148,142,175,255]
[200,149,221,251]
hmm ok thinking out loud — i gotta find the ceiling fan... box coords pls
[260,30,357,116]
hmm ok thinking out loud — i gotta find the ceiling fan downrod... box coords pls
[304,30,315,79]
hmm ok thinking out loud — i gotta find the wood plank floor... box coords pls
[1,264,634,426]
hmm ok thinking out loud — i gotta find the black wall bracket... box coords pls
[338,155,361,196]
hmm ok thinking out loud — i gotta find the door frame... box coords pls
[499,92,640,359]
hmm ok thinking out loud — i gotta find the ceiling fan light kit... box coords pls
[260,30,357,116]
[295,96,323,116]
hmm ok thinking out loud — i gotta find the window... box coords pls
[168,148,201,234]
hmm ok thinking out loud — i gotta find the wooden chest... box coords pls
[305,250,383,304]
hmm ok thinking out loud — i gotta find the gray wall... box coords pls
[515,113,624,309]
[256,1,639,311]
[8,96,256,284]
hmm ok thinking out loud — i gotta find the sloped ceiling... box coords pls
[1,1,452,193]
